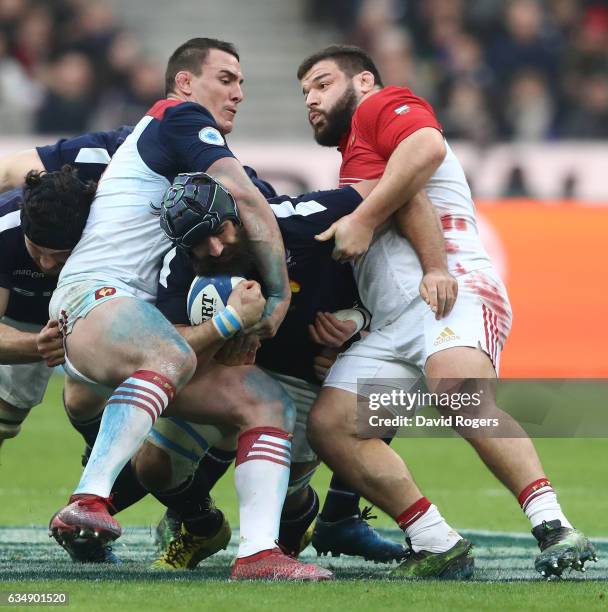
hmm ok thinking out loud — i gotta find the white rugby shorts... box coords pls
[0,317,54,410]
[324,267,512,395]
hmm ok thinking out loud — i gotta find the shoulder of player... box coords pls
[0,216,22,264]
[168,247,194,278]
[150,99,218,126]
[357,86,435,119]
[0,189,24,230]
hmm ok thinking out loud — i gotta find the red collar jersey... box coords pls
[338,86,442,187]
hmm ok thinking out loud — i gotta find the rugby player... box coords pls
[136,173,407,569]
[0,128,179,563]
[0,128,131,452]
[43,38,341,581]
[0,129,397,568]
[0,167,93,452]
[297,44,596,578]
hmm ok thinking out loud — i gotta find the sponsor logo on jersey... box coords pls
[394,104,410,115]
[95,287,116,300]
[198,127,225,146]
[434,326,460,346]
[13,269,45,279]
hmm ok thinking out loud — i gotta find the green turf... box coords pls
[1,375,606,609]
[0,581,607,612]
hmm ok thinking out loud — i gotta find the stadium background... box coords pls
[1,0,607,608]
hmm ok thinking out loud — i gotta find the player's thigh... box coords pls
[426,346,497,381]
[166,361,295,431]
[65,297,195,387]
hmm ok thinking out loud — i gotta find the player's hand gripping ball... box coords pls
[187,275,245,326]
[187,275,265,333]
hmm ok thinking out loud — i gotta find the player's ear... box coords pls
[355,71,376,95]
[174,71,192,95]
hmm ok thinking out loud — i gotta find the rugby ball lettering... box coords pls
[187,275,245,325]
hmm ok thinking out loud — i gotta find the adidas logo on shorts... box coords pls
[434,326,460,346]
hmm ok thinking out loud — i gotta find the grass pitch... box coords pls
[0,375,607,610]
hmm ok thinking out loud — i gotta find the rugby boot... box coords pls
[65,539,121,564]
[150,513,231,570]
[49,494,121,558]
[532,520,597,579]
[154,508,182,549]
[390,538,474,579]
[230,548,334,581]
[313,506,407,563]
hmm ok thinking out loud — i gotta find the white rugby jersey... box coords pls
[57,99,235,300]
[336,86,495,326]
[353,146,495,329]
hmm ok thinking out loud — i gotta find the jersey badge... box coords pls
[95,287,117,300]
[289,280,301,294]
[394,104,410,115]
[198,127,225,146]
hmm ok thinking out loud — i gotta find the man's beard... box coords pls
[190,233,254,278]
[312,84,358,147]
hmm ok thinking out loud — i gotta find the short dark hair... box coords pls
[165,37,239,95]
[297,44,383,87]
[21,165,96,250]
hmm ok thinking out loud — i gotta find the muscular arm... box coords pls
[354,128,446,230]
[0,287,42,363]
[396,191,447,273]
[0,149,44,193]
[395,191,457,318]
[205,156,290,337]
[316,129,446,263]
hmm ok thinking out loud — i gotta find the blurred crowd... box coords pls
[306,0,608,144]
[0,0,163,134]
[1,0,606,146]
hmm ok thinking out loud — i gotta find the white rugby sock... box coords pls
[398,497,461,553]
[234,427,291,558]
[519,478,572,528]
[74,370,175,498]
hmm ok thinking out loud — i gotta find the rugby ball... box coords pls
[187,275,245,325]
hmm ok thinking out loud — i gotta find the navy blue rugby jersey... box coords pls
[1,129,130,325]
[36,127,132,181]
[0,189,57,324]
[156,186,363,383]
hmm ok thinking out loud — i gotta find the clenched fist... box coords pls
[227,280,266,332]
[37,319,65,367]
